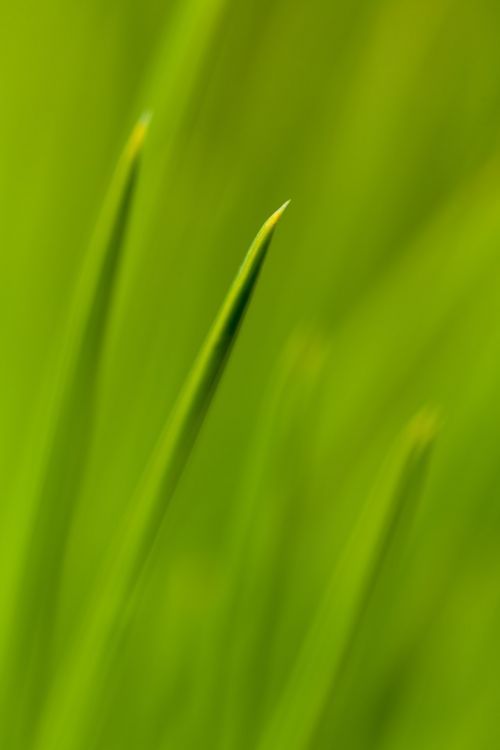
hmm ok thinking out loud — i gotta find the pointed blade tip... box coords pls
[263,199,291,234]
[274,198,291,221]
[139,110,153,127]
[408,406,440,452]
[128,111,153,158]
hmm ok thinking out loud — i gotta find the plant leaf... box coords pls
[257,408,438,750]
[190,331,329,750]
[1,114,150,748]
[33,201,289,750]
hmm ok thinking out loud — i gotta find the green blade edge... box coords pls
[33,200,289,750]
[1,114,149,748]
[257,408,438,750]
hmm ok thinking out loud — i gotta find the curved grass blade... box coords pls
[257,409,438,750]
[33,201,289,750]
[1,114,150,748]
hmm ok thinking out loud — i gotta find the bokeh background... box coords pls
[2,0,500,748]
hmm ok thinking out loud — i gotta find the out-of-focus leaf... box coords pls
[1,114,149,748]
[257,409,438,750]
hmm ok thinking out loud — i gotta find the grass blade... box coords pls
[257,409,438,750]
[1,114,149,748]
[33,201,289,750]
[187,331,329,750]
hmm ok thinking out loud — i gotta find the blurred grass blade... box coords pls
[257,409,438,750]
[189,331,329,750]
[2,114,149,747]
[220,334,329,750]
[33,201,289,750]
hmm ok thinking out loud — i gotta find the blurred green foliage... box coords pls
[2,0,500,748]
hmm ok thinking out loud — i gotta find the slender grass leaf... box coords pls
[257,408,438,750]
[219,332,329,750]
[1,114,149,748]
[184,331,329,750]
[33,201,289,750]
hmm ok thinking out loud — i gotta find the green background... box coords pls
[2,0,500,747]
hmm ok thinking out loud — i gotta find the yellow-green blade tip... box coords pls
[126,112,152,161]
[406,406,441,452]
[139,110,153,127]
[267,199,291,229]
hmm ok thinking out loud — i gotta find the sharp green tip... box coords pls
[276,199,291,217]
[265,200,291,231]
